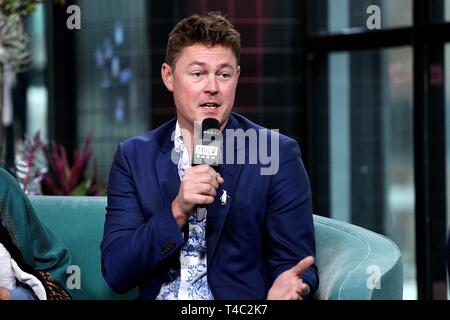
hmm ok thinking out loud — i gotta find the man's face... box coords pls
[161,44,240,133]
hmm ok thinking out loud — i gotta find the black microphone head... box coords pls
[193,118,222,168]
[202,118,220,132]
[201,118,221,142]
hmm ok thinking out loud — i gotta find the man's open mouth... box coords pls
[199,103,220,109]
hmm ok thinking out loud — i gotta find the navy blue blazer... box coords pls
[101,113,318,299]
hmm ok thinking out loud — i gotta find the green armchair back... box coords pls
[30,196,136,300]
[313,215,403,299]
[29,196,403,300]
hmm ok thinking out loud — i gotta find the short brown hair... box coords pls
[166,12,241,68]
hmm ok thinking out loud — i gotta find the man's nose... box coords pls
[204,75,219,95]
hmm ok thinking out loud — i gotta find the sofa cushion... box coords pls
[30,196,403,300]
[30,196,136,300]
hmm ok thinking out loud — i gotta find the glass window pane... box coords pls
[309,0,412,34]
[428,0,449,22]
[447,0,450,20]
[446,44,450,248]
[444,0,450,21]
[328,47,416,299]
[25,4,48,141]
[75,0,149,184]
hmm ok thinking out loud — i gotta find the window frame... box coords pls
[305,0,448,300]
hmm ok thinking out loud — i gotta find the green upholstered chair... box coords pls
[29,196,403,300]
[313,215,403,300]
[29,196,136,300]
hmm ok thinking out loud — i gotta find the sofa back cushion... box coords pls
[30,196,136,300]
[30,196,403,300]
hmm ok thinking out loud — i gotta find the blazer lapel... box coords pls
[155,121,180,208]
[206,163,242,263]
[207,114,244,262]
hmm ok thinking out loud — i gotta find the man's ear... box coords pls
[161,63,174,92]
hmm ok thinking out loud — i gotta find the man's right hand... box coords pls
[172,164,224,229]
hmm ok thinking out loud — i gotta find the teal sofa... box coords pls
[29,196,403,300]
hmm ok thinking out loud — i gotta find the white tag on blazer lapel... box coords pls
[220,190,230,206]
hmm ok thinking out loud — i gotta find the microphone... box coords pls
[192,118,222,221]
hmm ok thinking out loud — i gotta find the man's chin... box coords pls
[192,115,229,132]
[195,115,221,124]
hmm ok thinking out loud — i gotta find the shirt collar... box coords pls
[174,121,184,154]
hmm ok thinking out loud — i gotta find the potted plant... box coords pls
[16,130,102,196]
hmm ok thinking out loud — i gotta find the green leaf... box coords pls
[69,183,87,196]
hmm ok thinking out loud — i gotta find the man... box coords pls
[101,12,318,300]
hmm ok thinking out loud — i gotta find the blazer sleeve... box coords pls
[265,138,319,298]
[100,143,184,294]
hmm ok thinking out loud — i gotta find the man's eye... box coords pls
[192,72,203,77]
[219,73,231,79]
